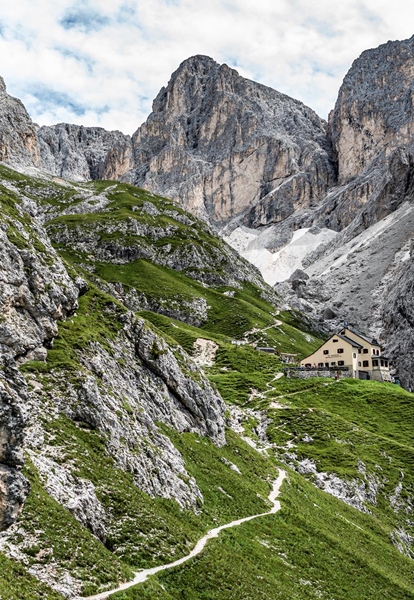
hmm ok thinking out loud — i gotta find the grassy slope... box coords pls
[0,554,65,600]
[108,382,414,600]
[17,460,133,597]
[269,380,414,525]
[113,472,414,600]
[6,418,279,597]
[1,166,414,599]
[41,176,323,356]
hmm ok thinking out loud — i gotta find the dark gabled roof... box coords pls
[335,333,363,348]
[346,327,380,347]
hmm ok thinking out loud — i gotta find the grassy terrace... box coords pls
[20,285,125,374]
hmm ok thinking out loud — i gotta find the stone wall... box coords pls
[285,369,352,379]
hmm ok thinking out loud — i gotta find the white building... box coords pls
[301,327,392,381]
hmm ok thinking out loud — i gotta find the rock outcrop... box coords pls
[37,124,133,181]
[2,37,414,389]
[330,35,414,185]
[381,240,414,391]
[123,55,336,228]
[0,179,79,531]
[287,36,414,387]
[0,361,30,531]
[0,167,232,594]
[0,77,40,168]
[308,36,414,235]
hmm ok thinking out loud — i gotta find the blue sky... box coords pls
[1,0,413,133]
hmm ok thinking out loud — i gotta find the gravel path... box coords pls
[82,469,287,600]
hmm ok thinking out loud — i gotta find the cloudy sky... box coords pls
[1,1,413,133]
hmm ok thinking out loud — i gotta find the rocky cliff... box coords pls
[0,171,80,533]
[330,36,414,185]
[0,164,307,596]
[124,55,336,229]
[3,38,414,389]
[0,77,39,168]
[279,36,414,388]
[13,57,335,230]
[2,48,414,595]
[37,124,133,182]
[0,167,243,595]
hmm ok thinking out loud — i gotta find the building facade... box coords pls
[301,327,392,381]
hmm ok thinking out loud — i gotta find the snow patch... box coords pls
[224,225,337,285]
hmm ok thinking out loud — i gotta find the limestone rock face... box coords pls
[269,36,414,391]
[0,209,79,361]
[0,177,80,531]
[331,36,414,185]
[37,123,133,181]
[133,318,225,445]
[0,361,30,530]
[0,77,40,168]
[316,36,414,234]
[125,55,336,228]
[0,168,228,550]
[381,240,414,391]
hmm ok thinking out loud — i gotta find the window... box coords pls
[372,359,379,367]
[323,349,329,355]
[385,361,388,367]
[338,348,344,353]
[358,349,361,354]
[318,363,324,367]
[363,360,369,367]
[358,362,361,367]
[363,348,368,354]
[331,361,336,366]
[333,339,338,343]
[338,361,344,366]
[381,360,384,367]
[353,353,356,358]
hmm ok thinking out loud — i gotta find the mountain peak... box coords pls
[0,76,7,94]
[177,54,219,71]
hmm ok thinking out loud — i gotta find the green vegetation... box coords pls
[39,178,323,357]
[268,378,414,447]
[11,412,278,595]
[3,165,413,600]
[13,460,132,596]
[241,377,414,559]
[0,168,62,263]
[0,554,64,600]
[21,285,125,373]
[112,472,414,600]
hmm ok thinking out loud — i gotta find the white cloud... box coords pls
[1,0,414,133]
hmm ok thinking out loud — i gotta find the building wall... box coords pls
[343,328,390,378]
[301,329,392,381]
[300,336,358,373]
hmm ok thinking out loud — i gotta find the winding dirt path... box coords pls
[246,372,285,404]
[83,469,286,600]
[270,379,338,400]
